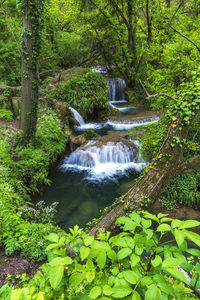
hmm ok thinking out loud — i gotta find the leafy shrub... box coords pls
[161,172,200,210]
[6,211,200,299]
[0,110,69,260]
[0,109,13,121]
[56,69,110,121]
[84,128,95,140]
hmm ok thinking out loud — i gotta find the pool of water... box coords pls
[36,166,139,231]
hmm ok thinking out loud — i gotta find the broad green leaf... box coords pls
[49,265,64,289]
[80,246,90,261]
[186,248,200,257]
[130,212,141,224]
[130,254,140,267]
[157,283,175,296]
[145,284,161,300]
[89,286,101,299]
[132,291,141,300]
[174,229,184,247]
[124,237,135,249]
[84,235,94,246]
[142,212,159,223]
[45,233,59,243]
[63,256,73,265]
[160,217,173,223]
[96,251,107,269]
[158,213,169,219]
[171,220,182,228]
[46,243,58,251]
[152,255,162,267]
[69,272,85,286]
[123,270,138,284]
[184,230,200,247]
[49,257,62,266]
[103,285,113,296]
[140,276,153,287]
[117,248,132,260]
[142,219,152,229]
[178,220,200,229]
[112,286,132,298]
[116,217,137,232]
[165,268,188,284]
[112,237,127,247]
[135,245,143,256]
[162,258,181,269]
[157,224,171,232]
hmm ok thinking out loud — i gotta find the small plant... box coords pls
[84,128,95,140]
[161,172,200,210]
[0,109,13,121]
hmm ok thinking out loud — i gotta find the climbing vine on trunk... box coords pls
[19,0,46,143]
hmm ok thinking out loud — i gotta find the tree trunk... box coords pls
[20,3,38,143]
[90,112,200,235]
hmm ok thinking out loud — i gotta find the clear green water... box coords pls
[36,167,139,231]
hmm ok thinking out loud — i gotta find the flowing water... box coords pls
[36,78,159,230]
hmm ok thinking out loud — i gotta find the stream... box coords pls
[36,77,159,231]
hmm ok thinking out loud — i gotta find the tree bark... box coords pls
[20,3,38,143]
[90,112,200,236]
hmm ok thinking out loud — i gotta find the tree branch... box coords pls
[169,24,200,53]
[139,79,176,100]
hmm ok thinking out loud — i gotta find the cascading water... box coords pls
[69,107,85,126]
[61,140,145,180]
[107,78,127,102]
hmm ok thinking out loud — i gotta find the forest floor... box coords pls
[0,247,43,288]
[0,119,19,131]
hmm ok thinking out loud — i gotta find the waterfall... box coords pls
[69,107,85,126]
[107,78,126,102]
[60,141,145,180]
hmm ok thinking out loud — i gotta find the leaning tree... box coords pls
[90,71,200,235]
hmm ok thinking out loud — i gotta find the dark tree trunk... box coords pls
[90,112,200,236]
[20,3,38,143]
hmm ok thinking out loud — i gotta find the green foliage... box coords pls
[84,128,95,140]
[0,110,69,259]
[0,109,13,121]
[5,211,200,299]
[161,172,200,210]
[55,69,110,120]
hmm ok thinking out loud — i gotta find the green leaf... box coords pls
[49,257,62,266]
[178,220,200,229]
[123,270,138,284]
[158,213,169,219]
[116,217,137,232]
[145,284,161,300]
[45,233,59,243]
[69,273,85,286]
[157,224,171,232]
[130,212,141,224]
[186,248,200,257]
[171,220,182,228]
[130,254,140,267]
[142,219,152,229]
[152,255,162,267]
[96,251,107,269]
[112,286,132,298]
[63,256,73,265]
[142,212,159,222]
[80,246,90,261]
[165,268,188,284]
[103,285,113,296]
[89,286,101,299]
[174,229,185,247]
[49,265,64,289]
[162,258,181,269]
[184,230,200,247]
[140,276,153,287]
[157,283,175,296]
[117,248,132,260]
[132,291,141,300]
[84,236,94,246]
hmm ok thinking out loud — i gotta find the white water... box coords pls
[69,107,85,126]
[108,78,126,102]
[61,141,145,180]
[75,117,159,131]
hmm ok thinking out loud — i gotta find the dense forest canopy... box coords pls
[0,0,200,299]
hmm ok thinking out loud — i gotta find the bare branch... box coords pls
[147,93,176,101]
[169,24,200,53]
